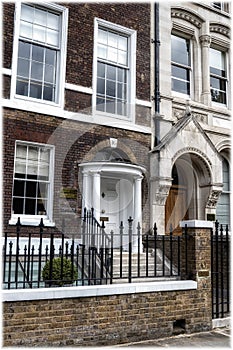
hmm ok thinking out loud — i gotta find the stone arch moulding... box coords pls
[171,7,204,29]
[79,138,138,164]
[215,138,231,153]
[210,22,230,39]
[171,147,212,169]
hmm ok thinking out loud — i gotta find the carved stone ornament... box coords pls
[206,190,222,209]
[155,185,171,206]
[199,34,211,47]
[210,24,230,38]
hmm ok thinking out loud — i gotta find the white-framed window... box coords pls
[10,141,55,226]
[171,34,191,96]
[93,18,136,120]
[11,2,68,107]
[216,157,231,226]
[211,2,229,12]
[210,47,227,105]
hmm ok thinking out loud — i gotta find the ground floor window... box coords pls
[10,141,54,225]
[216,157,230,226]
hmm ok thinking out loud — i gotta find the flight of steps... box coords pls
[111,249,179,283]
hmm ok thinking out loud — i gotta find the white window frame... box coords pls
[93,18,136,122]
[10,2,68,109]
[209,47,228,107]
[9,141,55,227]
[171,33,193,99]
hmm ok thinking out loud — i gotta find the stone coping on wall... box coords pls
[2,280,197,302]
[180,220,214,228]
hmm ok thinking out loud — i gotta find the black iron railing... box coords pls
[211,221,230,319]
[3,211,190,289]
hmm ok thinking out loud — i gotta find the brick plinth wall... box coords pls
[3,223,213,347]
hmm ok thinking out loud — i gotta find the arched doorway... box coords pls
[165,152,212,234]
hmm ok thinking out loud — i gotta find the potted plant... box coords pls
[42,257,78,287]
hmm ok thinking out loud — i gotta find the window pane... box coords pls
[98,45,107,59]
[13,180,25,196]
[47,28,59,46]
[18,41,30,59]
[37,199,47,214]
[172,65,189,81]
[43,85,54,101]
[107,47,117,62]
[15,161,26,175]
[118,68,126,83]
[106,98,115,114]
[106,65,116,80]
[97,78,105,95]
[20,21,33,39]
[25,198,36,214]
[39,164,49,179]
[118,51,127,65]
[47,12,59,30]
[108,32,118,48]
[97,62,105,78]
[16,79,29,96]
[31,62,43,80]
[33,24,46,43]
[211,88,226,104]
[118,36,127,51]
[45,65,55,83]
[98,29,107,44]
[45,48,56,65]
[21,4,33,21]
[34,8,47,26]
[32,45,44,62]
[17,58,30,78]
[26,181,37,197]
[172,78,190,95]
[171,35,190,66]
[38,183,48,198]
[210,48,225,71]
[13,198,24,214]
[106,80,116,97]
[29,81,42,99]
[96,98,105,111]
[16,145,27,159]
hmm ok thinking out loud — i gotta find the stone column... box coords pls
[82,171,91,211]
[180,220,213,332]
[133,175,143,253]
[92,172,101,221]
[199,26,211,105]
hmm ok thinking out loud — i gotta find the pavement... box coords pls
[113,327,231,348]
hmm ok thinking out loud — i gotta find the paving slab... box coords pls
[114,328,231,348]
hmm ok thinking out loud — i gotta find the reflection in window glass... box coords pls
[16,4,60,102]
[12,143,52,216]
[96,27,128,116]
[210,48,227,104]
[171,34,191,95]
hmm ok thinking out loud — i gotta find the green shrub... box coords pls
[42,257,78,286]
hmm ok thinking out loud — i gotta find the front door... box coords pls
[100,178,120,234]
[165,185,188,235]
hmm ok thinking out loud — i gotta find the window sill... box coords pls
[9,217,55,227]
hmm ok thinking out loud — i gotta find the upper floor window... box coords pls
[94,19,136,120]
[211,2,229,12]
[210,48,227,105]
[11,3,68,106]
[10,141,55,226]
[171,34,191,96]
